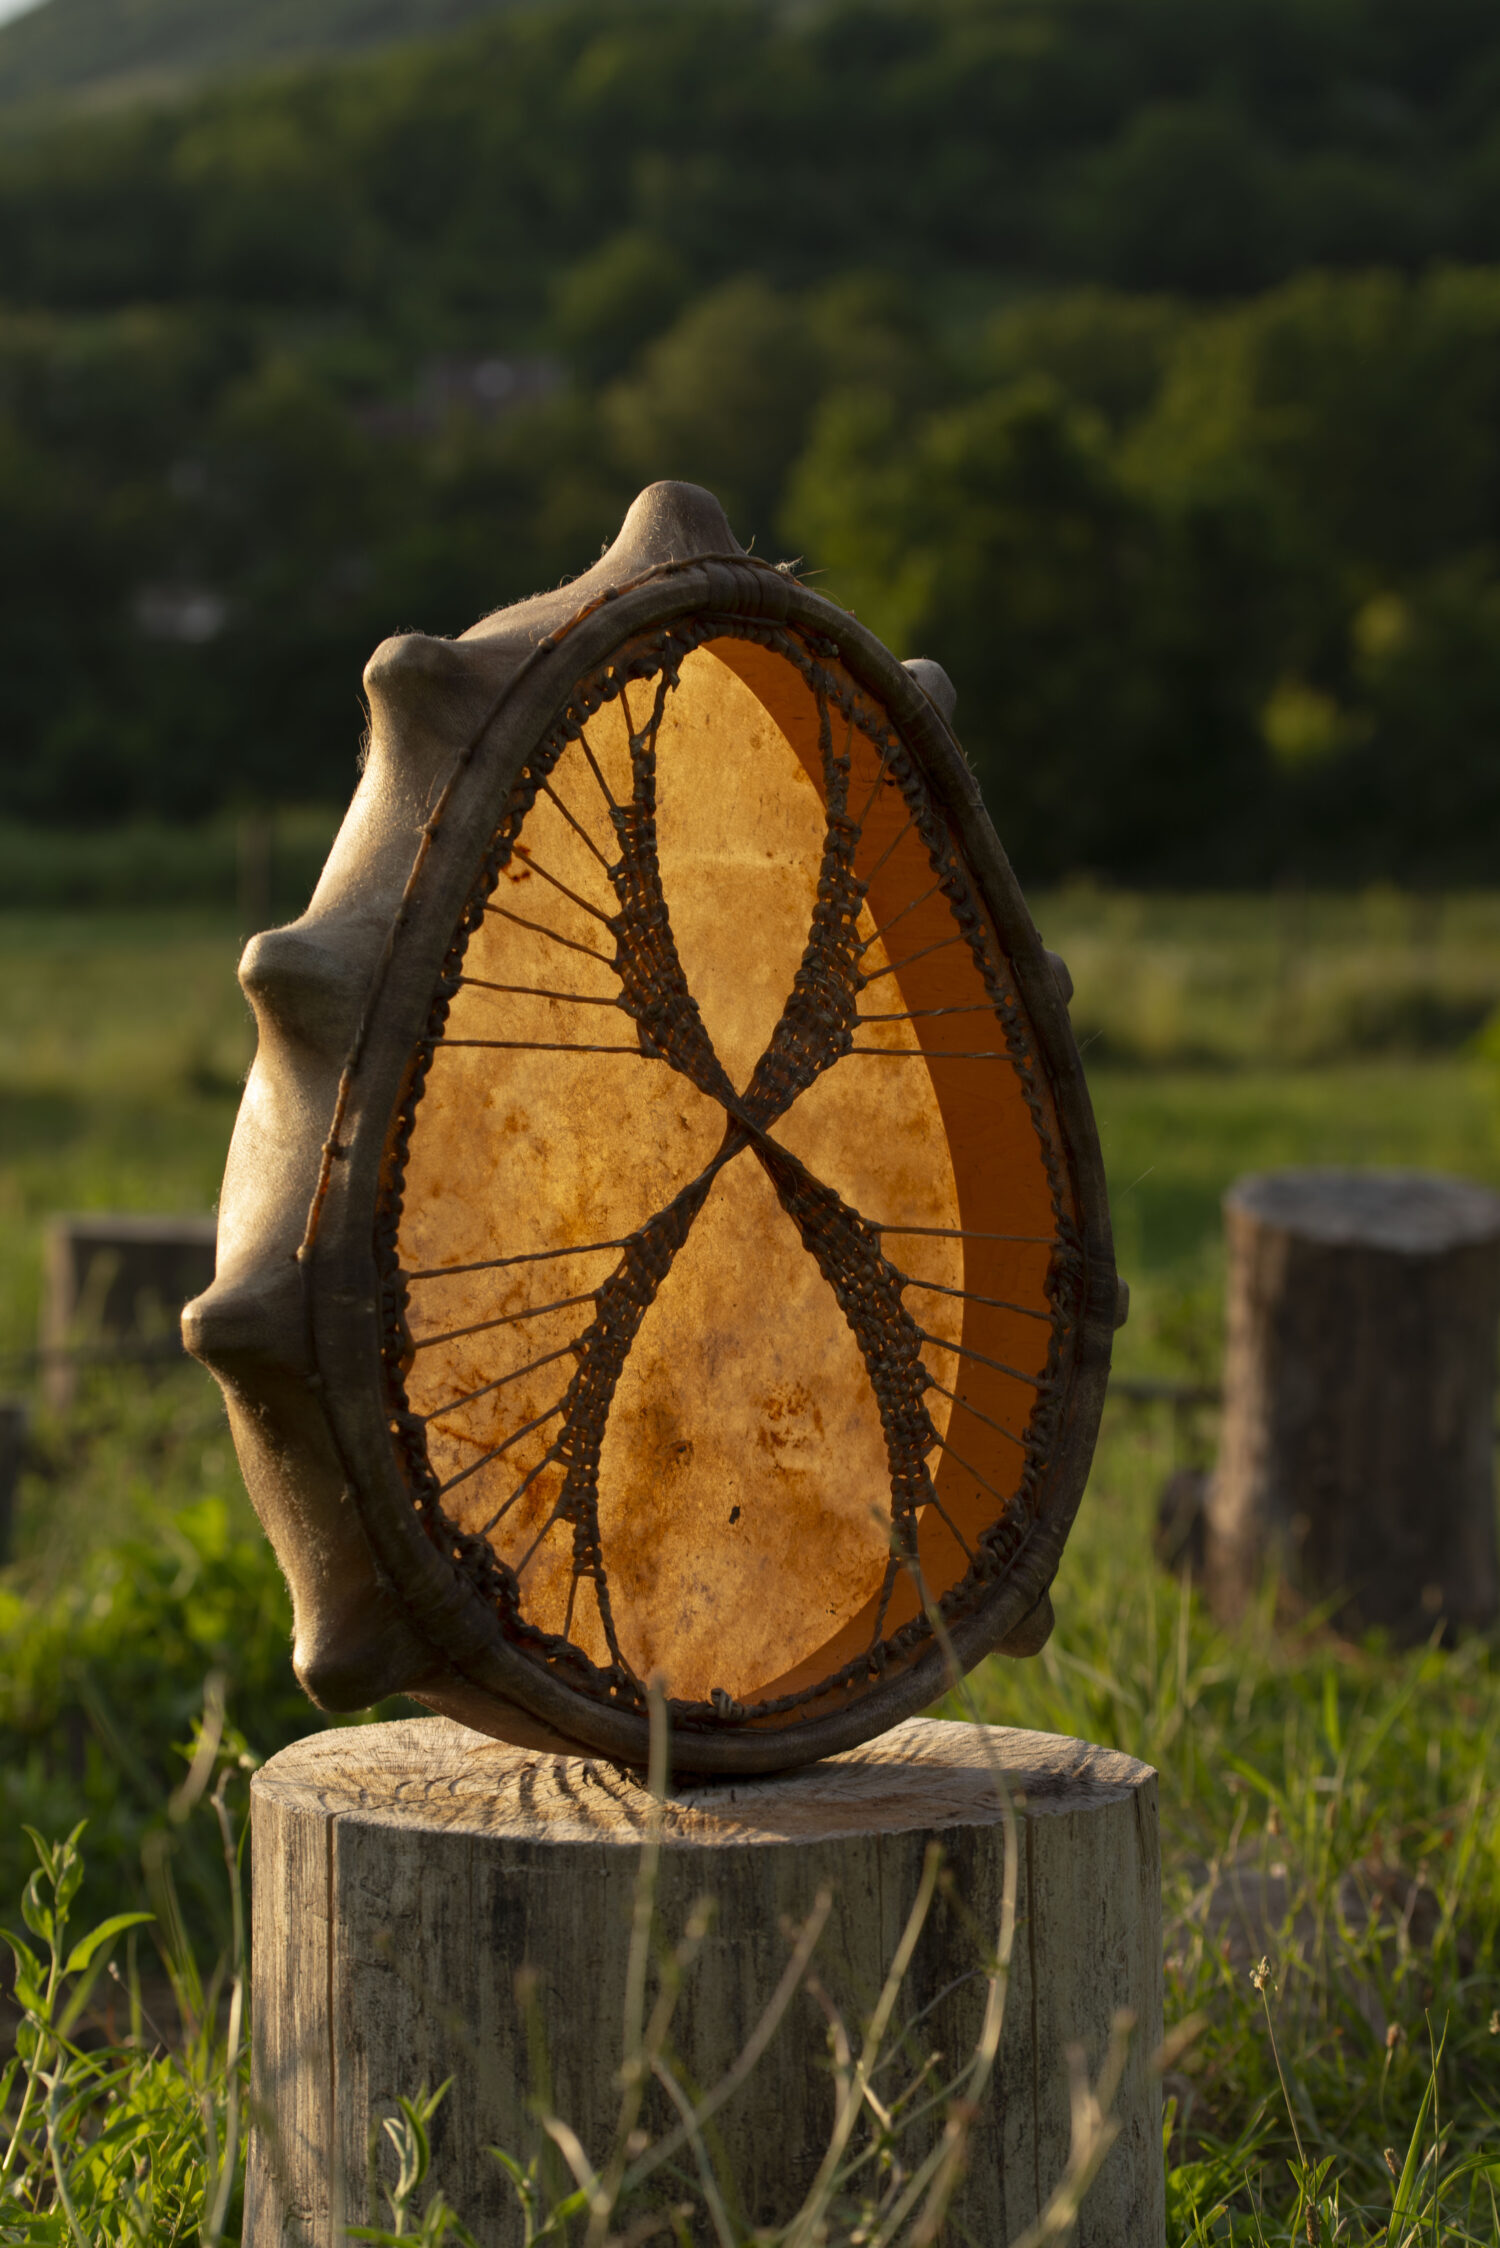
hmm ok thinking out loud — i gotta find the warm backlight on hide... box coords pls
[186,481,1116,1772]
[385,631,1065,1724]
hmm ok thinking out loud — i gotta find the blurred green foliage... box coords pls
[0,0,522,111]
[6,0,1500,878]
[0,1370,424,1956]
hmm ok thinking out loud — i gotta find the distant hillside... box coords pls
[3,0,1500,885]
[0,0,523,109]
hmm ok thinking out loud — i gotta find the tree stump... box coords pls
[42,1213,216,1409]
[1207,1168,1500,1636]
[247,1716,1163,2247]
[0,1399,24,1563]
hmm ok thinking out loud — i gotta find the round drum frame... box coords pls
[185,481,1121,1774]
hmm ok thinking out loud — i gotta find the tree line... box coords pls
[2,0,1500,881]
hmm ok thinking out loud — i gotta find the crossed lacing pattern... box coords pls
[377,614,1073,1729]
[530,661,940,1687]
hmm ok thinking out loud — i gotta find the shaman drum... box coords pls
[185,482,1121,1773]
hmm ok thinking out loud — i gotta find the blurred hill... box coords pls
[0,0,521,111]
[3,0,1500,885]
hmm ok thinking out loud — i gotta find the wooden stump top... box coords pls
[1227,1167,1500,1254]
[254,1713,1151,1847]
[250,1713,1163,2247]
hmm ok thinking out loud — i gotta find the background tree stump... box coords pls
[41,1213,216,1408]
[1206,1168,1500,1636]
[247,1715,1163,2247]
[0,1398,24,1562]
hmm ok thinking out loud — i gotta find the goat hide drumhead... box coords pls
[184,481,1120,1774]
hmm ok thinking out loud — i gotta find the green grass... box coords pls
[965,1415,1500,2242]
[0,912,249,1358]
[1036,887,1500,1071]
[1097,1059,1500,1385]
[3,897,1500,2240]
[0,814,336,918]
[1,1809,249,2246]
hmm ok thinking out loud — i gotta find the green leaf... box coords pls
[1321,1668,1342,1758]
[10,1965,45,2015]
[413,2079,453,2127]
[21,1826,57,1884]
[394,2094,433,2185]
[1,1927,38,1975]
[20,1870,54,1944]
[53,1830,86,1917]
[1221,1753,1285,1809]
[63,1913,154,1975]
[1386,2034,1442,2234]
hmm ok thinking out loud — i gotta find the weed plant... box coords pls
[0,1371,396,1950]
[1,1781,251,2241]
[4,1391,1498,2239]
[340,1678,1140,2248]
[3,1556,1493,2244]
[0,1682,1131,2248]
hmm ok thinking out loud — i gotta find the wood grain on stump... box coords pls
[1208,1168,1500,1636]
[248,1715,1162,2246]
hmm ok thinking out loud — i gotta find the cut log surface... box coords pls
[1208,1167,1500,1635]
[248,1715,1163,2247]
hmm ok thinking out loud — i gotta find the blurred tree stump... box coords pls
[0,1399,24,1561]
[41,1214,216,1409]
[1154,1465,1208,1574]
[246,1716,1163,2247]
[1207,1169,1500,1637]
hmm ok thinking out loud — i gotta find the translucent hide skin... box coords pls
[391,639,1060,1712]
